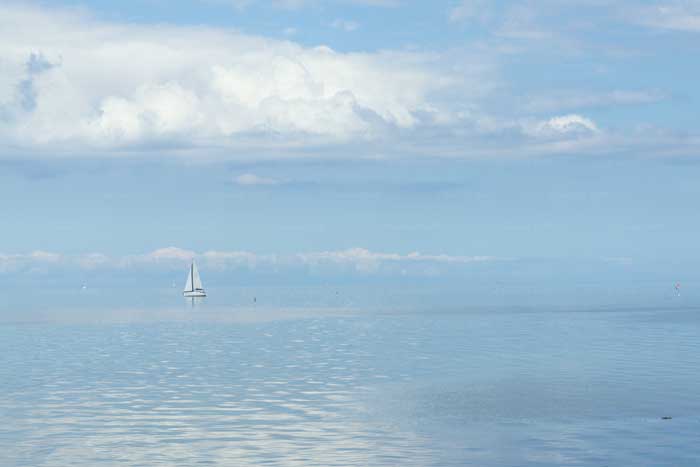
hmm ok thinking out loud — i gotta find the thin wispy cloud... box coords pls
[524,90,665,113]
[233,173,280,186]
[634,2,700,32]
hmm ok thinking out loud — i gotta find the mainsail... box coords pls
[192,262,203,290]
[183,261,205,296]
[184,264,193,292]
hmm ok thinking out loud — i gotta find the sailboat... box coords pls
[183,261,206,297]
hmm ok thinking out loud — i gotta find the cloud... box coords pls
[0,3,474,156]
[76,253,111,269]
[297,247,496,265]
[0,52,58,120]
[0,2,693,160]
[143,247,197,261]
[0,247,504,275]
[525,90,665,113]
[233,173,280,186]
[0,250,64,272]
[297,248,499,272]
[28,250,63,263]
[525,114,600,139]
[634,2,700,32]
[124,247,197,266]
[202,250,278,270]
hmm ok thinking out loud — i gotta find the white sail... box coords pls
[183,261,206,296]
[183,263,194,292]
[192,261,203,290]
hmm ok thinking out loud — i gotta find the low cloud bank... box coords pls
[0,247,504,276]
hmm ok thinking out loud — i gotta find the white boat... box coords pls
[183,261,206,297]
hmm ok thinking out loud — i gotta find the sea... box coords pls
[1,285,699,466]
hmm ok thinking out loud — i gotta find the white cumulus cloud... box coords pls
[0,3,472,157]
[1,2,684,160]
[526,114,600,139]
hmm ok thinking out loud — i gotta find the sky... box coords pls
[1,0,699,295]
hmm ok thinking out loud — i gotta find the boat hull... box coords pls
[184,291,206,297]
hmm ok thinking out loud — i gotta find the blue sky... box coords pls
[1,0,699,292]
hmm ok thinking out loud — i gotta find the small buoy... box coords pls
[661,416,672,420]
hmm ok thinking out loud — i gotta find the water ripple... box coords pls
[1,308,700,466]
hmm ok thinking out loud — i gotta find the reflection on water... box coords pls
[1,306,700,466]
[186,296,206,309]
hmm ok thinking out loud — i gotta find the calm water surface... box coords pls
[1,301,699,466]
